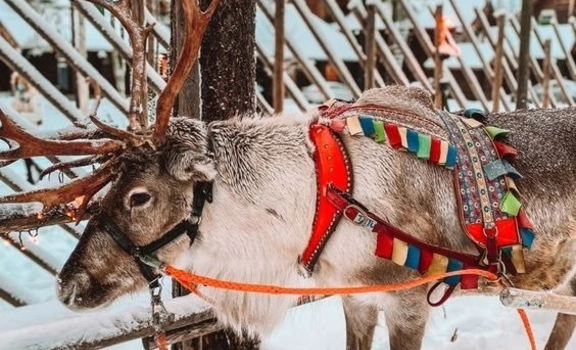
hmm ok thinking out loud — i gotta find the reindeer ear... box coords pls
[165,151,216,182]
[161,119,216,182]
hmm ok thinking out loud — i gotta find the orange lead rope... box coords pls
[163,265,536,350]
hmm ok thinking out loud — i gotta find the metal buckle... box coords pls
[482,224,499,238]
[149,282,174,334]
[345,204,368,226]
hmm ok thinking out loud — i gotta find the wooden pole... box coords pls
[542,39,552,108]
[516,0,533,110]
[492,15,506,112]
[71,6,89,115]
[364,3,376,90]
[433,5,444,109]
[500,288,576,315]
[273,0,285,113]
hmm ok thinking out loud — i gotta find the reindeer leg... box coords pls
[544,278,576,350]
[383,287,429,350]
[342,295,378,350]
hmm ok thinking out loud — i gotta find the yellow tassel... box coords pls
[511,245,526,274]
[426,254,449,275]
[391,238,408,266]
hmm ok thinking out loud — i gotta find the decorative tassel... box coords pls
[385,124,402,149]
[444,258,463,286]
[404,245,421,270]
[426,253,449,276]
[346,116,364,136]
[511,245,526,273]
[445,145,457,169]
[503,160,523,179]
[517,209,534,230]
[417,134,432,160]
[375,232,393,259]
[494,141,518,160]
[461,117,484,128]
[520,228,535,249]
[407,129,420,153]
[501,191,522,216]
[359,116,375,137]
[329,119,346,132]
[484,160,508,181]
[391,238,409,265]
[429,138,441,164]
[463,108,487,122]
[418,249,433,273]
[373,120,386,143]
[485,126,511,139]
[438,141,450,166]
[506,176,520,195]
[398,127,408,150]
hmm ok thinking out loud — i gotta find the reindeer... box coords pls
[0,1,575,350]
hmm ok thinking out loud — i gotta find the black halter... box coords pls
[98,182,213,286]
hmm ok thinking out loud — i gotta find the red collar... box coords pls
[299,123,353,276]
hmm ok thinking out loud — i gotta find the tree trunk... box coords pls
[199,0,257,122]
[169,0,259,349]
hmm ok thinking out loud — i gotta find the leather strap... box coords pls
[299,124,353,275]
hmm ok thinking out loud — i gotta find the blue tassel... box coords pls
[407,129,419,153]
[445,146,457,169]
[444,258,463,286]
[359,116,375,137]
[404,245,421,270]
[520,228,535,249]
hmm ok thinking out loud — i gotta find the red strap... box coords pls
[300,124,352,275]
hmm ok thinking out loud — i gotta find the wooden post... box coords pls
[500,288,576,315]
[492,15,506,112]
[364,3,376,90]
[130,0,148,125]
[273,0,285,113]
[516,0,533,110]
[542,39,552,108]
[71,5,89,115]
[433,5,444,109]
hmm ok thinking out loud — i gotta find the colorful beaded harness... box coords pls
[299,100,536,305]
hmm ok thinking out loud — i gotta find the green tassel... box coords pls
[500,190,522,216]
[485,126,511,139]
[373,120,386,143]
[417,134,431,159]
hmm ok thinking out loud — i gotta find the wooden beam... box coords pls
[364,4,376,90]
[433,5,444,109]
[0,286,25,307]
[492,15,506,112]
[517,0,534,109]
[542,39,552,108]
[274,0,285,113]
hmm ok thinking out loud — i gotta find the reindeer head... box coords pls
[0,0,220,310]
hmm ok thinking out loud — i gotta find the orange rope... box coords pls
[155,332,168,350]
[165,265,497,295]
[164,265,536,350]
[517,309,537,350]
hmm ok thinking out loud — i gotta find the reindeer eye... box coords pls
[130,192,151,207]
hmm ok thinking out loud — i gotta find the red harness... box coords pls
[299,103,496,305]
[299,123,353,275]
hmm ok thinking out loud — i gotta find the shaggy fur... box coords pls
[57,87,576,350]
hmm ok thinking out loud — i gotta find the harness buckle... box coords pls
[138,254,165,270]
[344,204,376,229]
[149,283,174,333]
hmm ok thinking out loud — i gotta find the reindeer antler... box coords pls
[0,161,116,223]
[153,0,222,144]
[0,110,124,161]
[0,0,221,228]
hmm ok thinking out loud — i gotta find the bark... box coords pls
[199,0,257,122]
